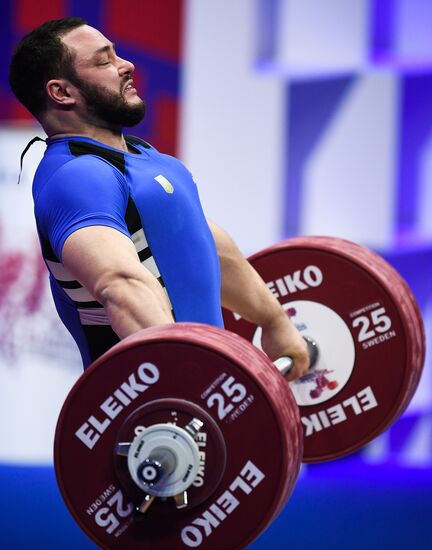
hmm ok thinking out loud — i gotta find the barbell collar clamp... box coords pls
[174,490,188,509]
[135,493,156,516]
[184,417,204,439]
[115,442,132,457]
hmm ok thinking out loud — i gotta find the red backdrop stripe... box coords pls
[15,0,67,32]
[105,0,183,61]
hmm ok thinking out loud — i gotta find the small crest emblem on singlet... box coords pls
[154,174,174,193]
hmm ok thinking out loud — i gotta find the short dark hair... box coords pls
[9,17,87,118]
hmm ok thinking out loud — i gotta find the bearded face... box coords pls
[74,74,146,128]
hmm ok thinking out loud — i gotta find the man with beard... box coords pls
[9,18,308,378]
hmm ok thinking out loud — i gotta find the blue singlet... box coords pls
[32,135,223,368]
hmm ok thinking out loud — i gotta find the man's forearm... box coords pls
[209,221,283,326]
[209,221,309,379]
[97,276,174,339]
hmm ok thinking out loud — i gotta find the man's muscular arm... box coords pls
[209,221,309,381]
[62,226,174,338]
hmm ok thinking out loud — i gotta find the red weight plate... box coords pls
[223,237,426,462]
[55,323,302,549]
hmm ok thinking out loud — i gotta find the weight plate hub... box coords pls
[114,398,227,507]
[223,237,426,462]
[55,323,303,549]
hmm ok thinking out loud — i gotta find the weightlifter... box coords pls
[9,18,308,379]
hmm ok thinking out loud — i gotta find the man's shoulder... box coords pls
[35,149,114,183]
[33,142,125,204]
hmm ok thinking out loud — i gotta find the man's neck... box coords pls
[43,112,129,152]
[48,128,129,152]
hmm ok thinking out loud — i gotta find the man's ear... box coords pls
[46,79,77,106]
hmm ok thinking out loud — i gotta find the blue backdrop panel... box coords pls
[1,463,430,549]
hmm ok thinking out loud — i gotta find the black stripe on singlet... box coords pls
[38,230,58,262]
[69,141,126,174]
[75,300,104,309]
[138,247,152,262]
[58,279,82,290]
[124,198,170,302]
[83,325,120,366]
[125,135,151,149]
[125,196,142,235]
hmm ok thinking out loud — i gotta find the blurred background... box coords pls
[0,0,431,548]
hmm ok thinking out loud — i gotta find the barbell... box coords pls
[54,237,425,548]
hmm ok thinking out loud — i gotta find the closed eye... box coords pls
[92,42,116,66]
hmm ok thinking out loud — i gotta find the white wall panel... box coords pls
[277,0,370,74]
[180,0,285,254]
[301,73,399,247]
